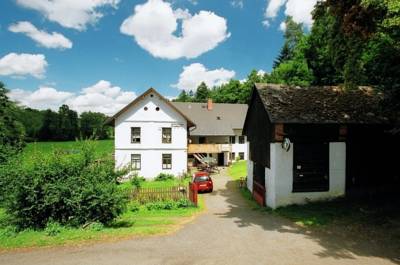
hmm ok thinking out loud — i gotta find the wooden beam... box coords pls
[274,123,284,141]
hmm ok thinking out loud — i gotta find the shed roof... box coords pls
[254,83,391,124]
[172,102,248,136]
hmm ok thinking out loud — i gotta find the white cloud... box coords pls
[263,0,317,29]
[231,1,244,9]
[120,0,230,59]
[279,21,286,31]
[172,63,235,91]
[8,80,136,116]
[0,53,48,78]
[8,87,73,110]
[15,0,120,31]
[9,21,72,49]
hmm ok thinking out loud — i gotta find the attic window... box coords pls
[144,106,148,111]
[150,94,154,97]
[217,116,221,120]
[156,107,160,111]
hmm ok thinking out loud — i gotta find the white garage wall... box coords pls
[266,142,346,209]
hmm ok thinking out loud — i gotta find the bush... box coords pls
[87,222,104,231]
[128,201,140,212]
[130,174,145,189]
[1,140,128,229]
[155,173,175,181]
[145,199,192,211]
[45,221,63,236]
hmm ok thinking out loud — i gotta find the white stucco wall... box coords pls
[247,160,253,192]
[115,149,188,179]
[114,92,188,179]
[266,142,346,209]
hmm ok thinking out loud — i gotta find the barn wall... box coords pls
[265,142,346,209]
[244,91,273,168]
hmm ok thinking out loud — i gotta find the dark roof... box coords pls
[172,102,248,136]
[106,88,195,127]
[254,83,391,124]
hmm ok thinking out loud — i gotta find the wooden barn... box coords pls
[243,83,399,208]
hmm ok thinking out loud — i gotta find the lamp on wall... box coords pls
[282,137,291,152]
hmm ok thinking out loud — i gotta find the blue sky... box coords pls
[0,0,316,115]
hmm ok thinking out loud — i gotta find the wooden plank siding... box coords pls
[244,90,274,168]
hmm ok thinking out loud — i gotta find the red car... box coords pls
[193,172,213,193]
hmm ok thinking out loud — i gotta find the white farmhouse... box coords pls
[107,88,195,179]
[108,88,249,180]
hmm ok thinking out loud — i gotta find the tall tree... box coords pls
[80,111,109,140]
[0,82,25,163]
[38,109,59,141]
[174,90,192,102]
[273,16,304,68]
[194,82,210,102]
[58,105,79,140]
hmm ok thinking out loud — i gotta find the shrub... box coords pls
[145,199,192,211]
[1,140,128,229]
[155,173,175,181]
[87,222,104,231]
[128,201,140,212]
[45,221,63,236]
[130,174,145,189]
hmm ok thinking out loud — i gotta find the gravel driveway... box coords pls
[1,169,398,265]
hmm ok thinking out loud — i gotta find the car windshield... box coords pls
[194,176,210,182]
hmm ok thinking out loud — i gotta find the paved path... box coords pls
[1,169,398,265]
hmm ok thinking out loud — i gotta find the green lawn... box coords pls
[0,140,204,251]
[0,197,204,250]
[228,160,247,180]
[23,140,114,158]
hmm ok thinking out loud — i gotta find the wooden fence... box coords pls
[130,185,187,204]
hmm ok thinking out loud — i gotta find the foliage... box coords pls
[130,174,146,189]
[194,82,210,102]
[1,140,128,229]
[155,173,175,181]
[273,16,304,69]
[80,111,111,140]
[44,221,63,236]
[145,199,192,211]
[0,82,25,164]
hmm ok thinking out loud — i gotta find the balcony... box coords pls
[188,144,231,154]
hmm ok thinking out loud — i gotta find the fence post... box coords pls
[189,182,198,207]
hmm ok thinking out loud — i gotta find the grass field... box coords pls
[228,160,247,180]
[0,197,204,250]
[23,140,114,158]
[0,140,204,251]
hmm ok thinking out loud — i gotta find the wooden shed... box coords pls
[243,83,399,208]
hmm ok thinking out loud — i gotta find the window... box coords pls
[162,154,172,169]
[230,152,235,160]
[131,154,141,170]
[229,136,236,144]
[239,136,245,144]
[239,152,244,160]
[162,128,172,143]
[131,127,141,143]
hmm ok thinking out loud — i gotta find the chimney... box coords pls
[207,98,213,111]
